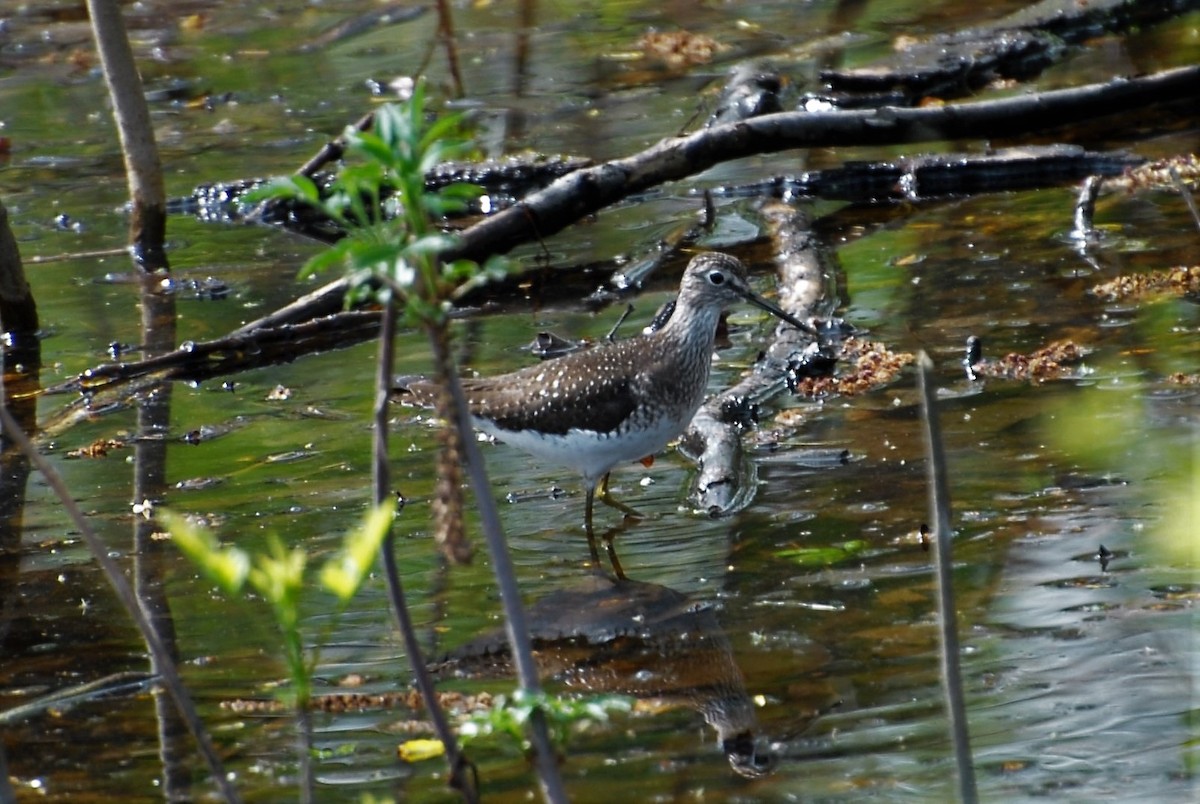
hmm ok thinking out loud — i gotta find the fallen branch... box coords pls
[52,143,1161,403]
[238,65,1200,334]
[712,145,1142,203]
[46,310,381,396]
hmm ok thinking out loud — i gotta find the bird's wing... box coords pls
[461,344,645,436]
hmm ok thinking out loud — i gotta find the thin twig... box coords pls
[296,704,314,804]
[0,404,241,803]
[439,364,569,802]
[25,246,131,265]
[296,111,375,179]
[373,298,478,802]
[434,0,465,99]
[916,352,978,804]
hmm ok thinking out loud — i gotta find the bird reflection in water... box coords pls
[431,567,776,778]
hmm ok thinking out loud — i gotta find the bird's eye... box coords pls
[708,270,726,286]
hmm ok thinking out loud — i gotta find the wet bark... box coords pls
[46,57,1200,420]
[441,65,1200,265]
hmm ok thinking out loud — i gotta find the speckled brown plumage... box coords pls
[398,252,809,525]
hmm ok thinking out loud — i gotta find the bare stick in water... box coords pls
[916,352,978,803]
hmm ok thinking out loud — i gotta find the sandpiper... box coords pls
[398,251,811,529]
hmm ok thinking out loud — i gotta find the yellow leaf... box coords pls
[398,738,445,763]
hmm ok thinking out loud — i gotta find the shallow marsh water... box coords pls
[1,1,1197,801]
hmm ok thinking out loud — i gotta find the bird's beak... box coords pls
[739,288,816,335]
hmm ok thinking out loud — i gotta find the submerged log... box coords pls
[813,0,1200,107]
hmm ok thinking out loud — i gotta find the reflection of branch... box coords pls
[131,273,191,800]
[0,198,38,334]
[244,65,1200,332]
[0,671,153,725]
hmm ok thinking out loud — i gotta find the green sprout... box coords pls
[163,500,394,706]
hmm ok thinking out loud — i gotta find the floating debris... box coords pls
[526,330,583,359]
[174,477,224,492]
[788,336,915,398]
[968,338,1087,381]
[64,438,127,459]
[964,335,983,380]
[1106,153,1200,193]
[638,30,724,67]
[1090,265,1200,301]
[219,689,495,716]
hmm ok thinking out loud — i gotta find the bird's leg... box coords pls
[595,472,643,520]
[584,483,596,533]
[603,532,626,580]
[586,529,602,569]
[583,483,601,569]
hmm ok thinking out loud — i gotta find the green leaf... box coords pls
[244,175,321,205]
[342,240,404,274]
[248,535,307,614]
[160,510,250,596]
[438,182,484,201]
[776,539,869,567]
[422,193,468,218]
[441,258,481,283]
[419,113,463,152]
[406,233,455,257]
[320,499,396,602]
[349,131,397,171]
[299,241,354,279]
